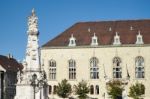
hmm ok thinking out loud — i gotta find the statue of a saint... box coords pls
[28,9,38,33]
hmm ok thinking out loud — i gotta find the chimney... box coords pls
[7,53,13,59]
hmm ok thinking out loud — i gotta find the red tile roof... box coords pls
[42,19,150,47]
[0,55,23,71]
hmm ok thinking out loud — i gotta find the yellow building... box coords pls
[41,20,150,99]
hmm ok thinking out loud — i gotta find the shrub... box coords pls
[56,79,72,98]
[74,80,89,99]
[129,82,145,99]
[107,80,123,99]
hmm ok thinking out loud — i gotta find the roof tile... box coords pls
[43,19,150,47]
[0,55,23,71]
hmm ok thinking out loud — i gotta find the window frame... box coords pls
[113,57,122,78]
[49,59,57,80]
[49,85,52,94]
[135,56,145,79]
[68,59,76,80]
[90,85,94,95]
[95,85,99,95]
[90,57,99,79]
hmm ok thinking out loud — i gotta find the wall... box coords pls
[41,45,150,99]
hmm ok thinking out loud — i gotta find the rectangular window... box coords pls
[69,67,76,79]
[49,60,56,80]
[71,40,74,44]
[69,60,76,80]
[49,68,56,80]
[49,86,52,94]
[138,37,141,42]
[90,67,99,79]
[113,68,122,78]
[93,39,96,43]
[135,67,144,78]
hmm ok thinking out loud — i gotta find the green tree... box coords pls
[107,80,123,99]
[74,80,90,99]
[56,79,72,98]
[129,82,145,99]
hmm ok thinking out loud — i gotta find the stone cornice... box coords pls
[41,44,150,50]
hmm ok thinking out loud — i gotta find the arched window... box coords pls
[95,85,99,95]
[90,57,99,79]
[90,85,94,94]
[49,59,56,80]
[135,56,144,78]
[53,85,57,94]
[68,59,76,79]
[49,85,52,94]
[113,57,122,78]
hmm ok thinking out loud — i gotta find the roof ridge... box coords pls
[76,19,150,23]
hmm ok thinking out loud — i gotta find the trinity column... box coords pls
[15,9,48,99]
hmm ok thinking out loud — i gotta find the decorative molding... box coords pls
[113,32,121,45]
[27,8,39,35]
[136,31,144,44]
[68,34,76,46]
[91,33,98,46]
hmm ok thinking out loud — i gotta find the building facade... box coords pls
[41,20,150,99]
[0,54,23,99]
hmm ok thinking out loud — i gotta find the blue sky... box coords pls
[0,0,150,60]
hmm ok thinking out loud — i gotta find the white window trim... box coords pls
[135,56,145,79]
[90,57,99,79]
[49,59,56,80]
[113,57,122,78]
[68,34,76,46]
[113,32,121,45]
[68,59,76,80]
[135,31,144,44]
[91,33,98,46]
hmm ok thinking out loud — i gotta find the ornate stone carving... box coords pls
[17,71,22,84]
[15,9,47,99]
[28,9,38,34]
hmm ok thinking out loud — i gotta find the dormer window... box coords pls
[136,31,144,44]
[91,33,98,46]
[113,32,121,45]
[68,34,76,46]
[93,39,96,43]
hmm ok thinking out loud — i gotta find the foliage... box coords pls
[129,82,145,99]
[107,80,123,99]
[56,79,72,98]
[74,80,90,99]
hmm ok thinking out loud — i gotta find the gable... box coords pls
[0,65,6,72]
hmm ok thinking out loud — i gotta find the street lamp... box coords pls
[31,74,37,99]
[31,72,47,99]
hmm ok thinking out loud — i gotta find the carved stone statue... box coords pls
[17,71,21,83]
[28,9,38,33]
